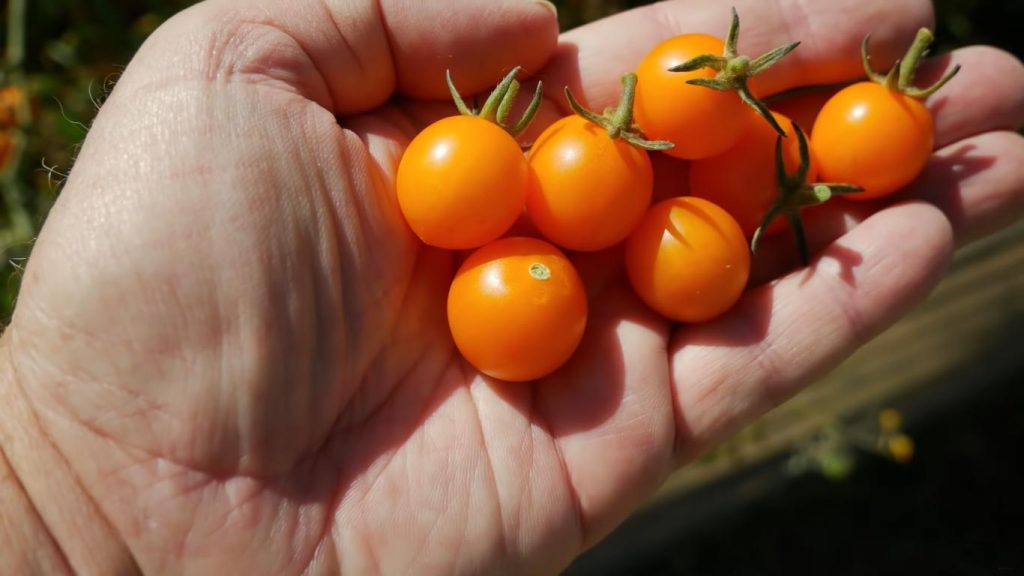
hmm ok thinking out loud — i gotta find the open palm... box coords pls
[4,0,1022,574]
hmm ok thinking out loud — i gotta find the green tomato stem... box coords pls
[773,129,789,189]
[686,77,731,91]
[860,35,888,84]
[564,74,674,151]
[753,122,862,265]
[672,7,799,137]
[509,80,544,137]
[792,119,811,183]
[898,28,933,89]
[882,59,903,92]
[724,6,740,59]
[750,41,801,75]
[785,210,809,266]
[497,79,520,127]
[750,202,781,255]
[564,86,609,127]
[446,70,474,116]
[445,67,544,137]
[860,28,961,99]
[479,68,520,123]
[671,54,726,73]
[738,81,785,137]
[610,73,638,133]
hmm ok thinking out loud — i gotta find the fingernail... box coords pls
[532,0,558,16]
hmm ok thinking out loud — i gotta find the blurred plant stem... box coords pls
[6,0,25,68]
[2,0,34,259]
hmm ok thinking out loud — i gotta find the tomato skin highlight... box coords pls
[634,34,753,160]
[625,197,750,323]
[447,237,588,382]
[689,111,815,238]
[397,116,527,249]
[811,82,934,201]
[526,115,654,252]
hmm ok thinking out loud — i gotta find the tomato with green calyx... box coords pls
[625,197,750,323]
[526,73,672,252]
[397,67,543,249]
[447,237,588,382]
[689,110,809,239]
[812,28,960,201]
[634,8,800,159]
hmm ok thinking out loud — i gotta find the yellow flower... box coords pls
[878,408,903,433]
[887,434,915,463]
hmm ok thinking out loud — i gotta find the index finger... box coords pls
[539,0,934,111]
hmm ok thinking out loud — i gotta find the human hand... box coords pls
[1,0,1021,574]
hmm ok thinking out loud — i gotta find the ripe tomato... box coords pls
[447,237,588,382]
[397,115,527,249]
[526,115,653,251]
[634,34,754,160]
[625,197,750,323]
[811,82,933,201]
[689,111,814,238]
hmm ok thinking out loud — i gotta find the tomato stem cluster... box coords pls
[751,123,862,265]
[564,73,674,151]
[862,28,961,99]
[670,7,800,137]
[447,67,543,136]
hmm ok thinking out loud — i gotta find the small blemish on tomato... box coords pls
[529,263,551,281]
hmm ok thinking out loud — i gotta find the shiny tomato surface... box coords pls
[526,115,654,251]
[812,82,933,200]
[626,197,750,323]
[397,116,527,249]
[447,237,588,382]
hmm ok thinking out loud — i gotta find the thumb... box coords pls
[123,0,559,115]
[383,0,559,100]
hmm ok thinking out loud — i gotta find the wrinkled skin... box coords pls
[1,0,1023,574]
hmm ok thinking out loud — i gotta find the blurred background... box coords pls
[1,0,1021,573]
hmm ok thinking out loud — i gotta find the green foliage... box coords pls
[0,0,196,323]
[933,0,1024,58]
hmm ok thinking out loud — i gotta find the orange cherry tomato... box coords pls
[689,111,815,238]
[634,34,754,160]
[447,237,588,382]
[811,82,933,200]
[625,197,750,323]
[397,116,527,249]
[526,115,653,252]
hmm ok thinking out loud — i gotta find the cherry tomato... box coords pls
[811,82,933,200]
[625,197,750,323]
[447,237,588,382]
[526,115,653,251]
[689,111,814,238]
[397,115,527,249]
[634,34,754,160]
